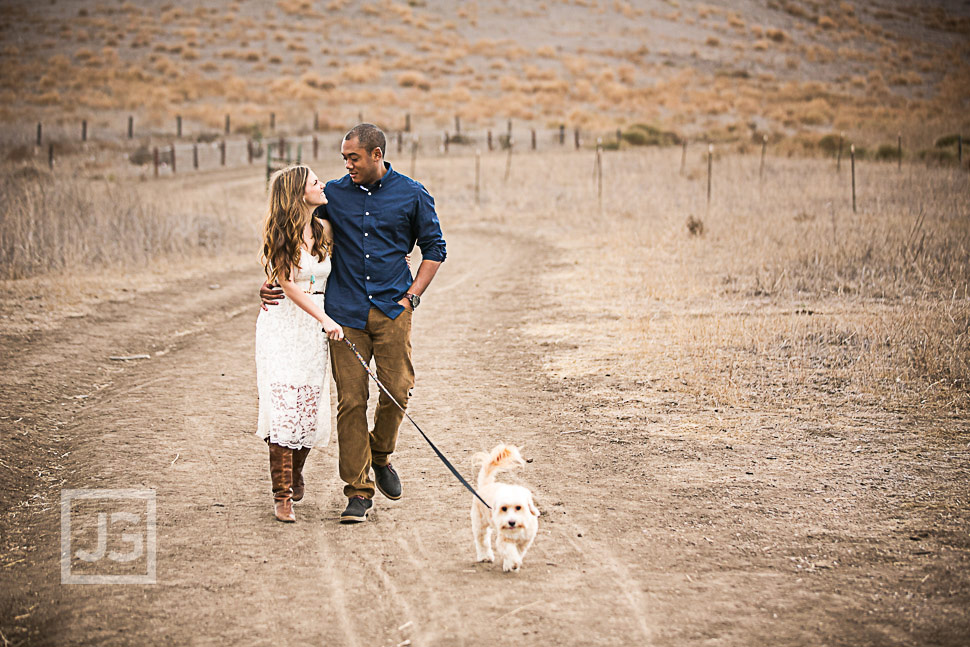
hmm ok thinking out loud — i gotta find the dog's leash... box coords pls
[337,337,491,509]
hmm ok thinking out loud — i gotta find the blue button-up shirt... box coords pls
[319,163,446,329]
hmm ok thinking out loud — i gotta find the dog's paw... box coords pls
[502,560,521,573]
[476,551,495,563]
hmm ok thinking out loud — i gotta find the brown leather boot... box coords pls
[268,443,296,522]
[292,447,311,502]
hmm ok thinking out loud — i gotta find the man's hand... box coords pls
[397,297,412,311]
[260,281,285,311]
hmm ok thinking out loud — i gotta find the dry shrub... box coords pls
[766,27,787,42]
[301,71,336,90]
[277,0,312,15]
[343,64,372,83]
[818,15,836,29]
[397,71,430,90]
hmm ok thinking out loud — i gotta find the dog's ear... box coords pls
[528,495,540,517]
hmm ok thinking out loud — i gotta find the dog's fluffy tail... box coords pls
[474,444,525,490]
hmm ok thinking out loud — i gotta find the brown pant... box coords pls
[330,307,414,499]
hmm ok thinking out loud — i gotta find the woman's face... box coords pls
[303,170,327,207]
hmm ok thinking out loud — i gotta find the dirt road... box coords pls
[2,170,969,646]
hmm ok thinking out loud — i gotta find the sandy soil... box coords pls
[1,165,969,647]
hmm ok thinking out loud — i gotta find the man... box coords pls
[260,124,446,523]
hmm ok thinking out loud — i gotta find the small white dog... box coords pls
[471,444,540,572]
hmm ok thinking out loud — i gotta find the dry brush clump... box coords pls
[0,167,243,280]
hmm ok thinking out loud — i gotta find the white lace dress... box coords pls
[255,248,332,449]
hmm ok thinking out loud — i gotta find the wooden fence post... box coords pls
[193,143,198,169]
[574,128,580,150]
[616,128,622,146]
[851,144,857,213]
[504,137,514,182]
[706,143,713,210]
[680,138,687,176]
[475,148,481,206]
[595,142,603,210]
[837,131,843,172]
[153,146,159,177]
[313,111,319,131]
[760,135,767,182]
[36,123,42,146]
[313,135,318,160]
[405,113,411,132]
[82,120,87,142]
[531,129,536,150]
[48,143,53,169]
[225,114,231,135]
[455,114,461,134]
[487,130,493,152]
[247,140,253,165]
[270,112,276,131]
[266,143,273,183]
[897,132,902,171]
[559,124,565,145]
[128,116,133,139]
[410,136,418,178]
[443,132,449,154]
[177,115,182,138]
[959,134,963,165]
[170,144,176,174]
[220,140,226,166]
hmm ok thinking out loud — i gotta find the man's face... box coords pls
[341,137,382,185]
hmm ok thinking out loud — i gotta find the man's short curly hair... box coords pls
[344,123,386,157]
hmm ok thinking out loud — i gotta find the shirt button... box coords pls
[366,254,370,258]
[365,211,369,215]
[368,192,372,196]
[368,295,373,299]
[364,233,369,237]
[366,276,370,280]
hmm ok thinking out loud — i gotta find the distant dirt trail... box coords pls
[2,175,969,645]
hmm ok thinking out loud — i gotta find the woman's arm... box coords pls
[277,278,344,340]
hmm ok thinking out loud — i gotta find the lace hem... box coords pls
[267,383,324,448]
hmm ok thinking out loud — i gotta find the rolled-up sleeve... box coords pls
[412,184,447,263]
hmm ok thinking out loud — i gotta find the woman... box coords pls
[255,164,344,523]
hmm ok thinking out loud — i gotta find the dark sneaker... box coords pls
[339,496,373,524]
[373,463,402,500]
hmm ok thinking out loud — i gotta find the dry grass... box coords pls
[0,166,243,280]
[445,148,969,413]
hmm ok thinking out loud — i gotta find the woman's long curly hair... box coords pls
[261,165,330,284]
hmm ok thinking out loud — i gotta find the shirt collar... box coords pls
[357,162,393,193]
